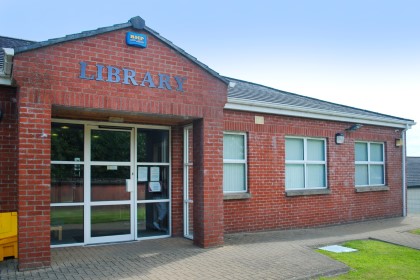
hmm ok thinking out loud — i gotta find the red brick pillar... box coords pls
[16,83,52,270]
[170,126,184,236]
[193,118,224,247]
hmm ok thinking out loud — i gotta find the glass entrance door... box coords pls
[51,121,172,247]
[136,128,170,238]
[87,126,135,243]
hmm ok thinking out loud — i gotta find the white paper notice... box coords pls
[138,167,148,182]
[150,167,160,181]
[149,181,162,192]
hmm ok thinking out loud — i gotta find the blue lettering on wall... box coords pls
[158,74,172,90]
[79,61,94,80]
[79,61,186,92]
[140,72,156,88]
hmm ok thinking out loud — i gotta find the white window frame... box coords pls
[355,141,385,187]
[223,132,248,193]
[285,136,327,190]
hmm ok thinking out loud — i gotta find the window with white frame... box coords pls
[285,137,327,190]
[355,142,385,186]
[223,132,247,193]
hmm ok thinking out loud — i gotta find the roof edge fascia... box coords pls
[225,98,415,129]
[14,22,132,54]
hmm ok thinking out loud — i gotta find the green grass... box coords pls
[318,240,420,279]
[409,229,420,235]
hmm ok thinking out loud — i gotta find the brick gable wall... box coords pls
[12,28,227,270]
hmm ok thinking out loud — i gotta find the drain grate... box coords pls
[319,245,358,253]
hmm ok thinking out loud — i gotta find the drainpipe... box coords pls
[402,124,408,216]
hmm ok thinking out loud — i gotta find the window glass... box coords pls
[286,164,305,189]
[137,166,169,200]
[223,163,246,192]
[91,205,130,237]
[51,123,84,161]
[285,137,327,190]
[51,164,84,203]
[355,165,369,186]
[91,130,131,162]
[137,202,169,237]
[223,133,247,193]
[355,142,385,186]
[307,139,325,161]
[370,165,384,185]
[286,138,304,161]
[355,143,368,161]
[223,134,245,160]
[91,166,130,201]
[370,143,383,161]
[137,129,169,163]
[307,164,325,188]
[51,206,84,245]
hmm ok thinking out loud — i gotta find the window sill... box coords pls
[286,188,331,197]
[223,193,252,200]
[355,186,389,193]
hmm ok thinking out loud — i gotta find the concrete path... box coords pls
[1,215,420,279]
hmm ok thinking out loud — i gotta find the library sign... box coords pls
[79,61,187,92]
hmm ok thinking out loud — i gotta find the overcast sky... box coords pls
[2,0,419,156]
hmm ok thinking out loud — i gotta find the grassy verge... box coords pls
[318,240,420,279]
[409,228,420,235]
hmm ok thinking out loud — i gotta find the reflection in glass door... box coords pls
[87,127,135,243]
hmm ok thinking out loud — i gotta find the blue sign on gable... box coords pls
[126,32,147,48]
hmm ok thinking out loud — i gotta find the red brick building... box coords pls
[0,16,415,270]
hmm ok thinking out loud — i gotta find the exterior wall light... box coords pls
[335,133,345,144]
[395,138,403,147]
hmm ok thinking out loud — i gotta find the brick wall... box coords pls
[12,27,227,269]
[223,110,404,233]
[0,86,18,212]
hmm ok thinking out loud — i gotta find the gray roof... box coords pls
[225,77,415,128]
[407,157,420,187]
[13,16,228,85]
[0,36,35,48]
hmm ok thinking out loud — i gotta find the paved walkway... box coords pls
[1,215,420,279]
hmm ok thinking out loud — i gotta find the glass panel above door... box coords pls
[51,123,84,161]
[137,129,169,163]
[91,129,131,162]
